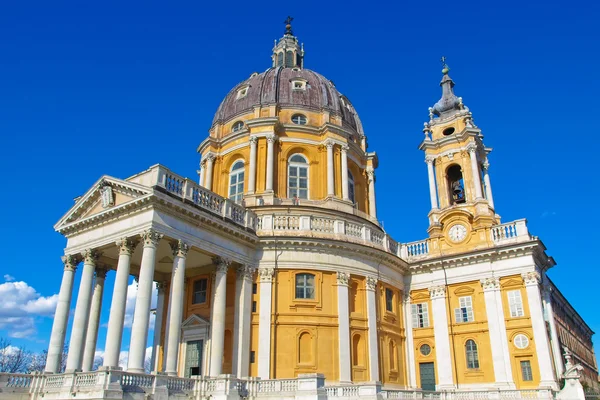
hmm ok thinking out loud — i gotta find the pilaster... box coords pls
[257,267,274,379]
[429,285,455,390]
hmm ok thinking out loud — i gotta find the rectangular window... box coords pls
[385,288,394,312]
[252,283,257,294]
[508,290,525,317]
[454,296,474,323]
[411,303,430,328]
[250,351,256,363]
[192,278,208,304]
[252,301,257,313]
[520,360,533,381]
[295,273,315,299]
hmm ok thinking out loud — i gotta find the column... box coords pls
[45,255,79,373]
[205,154,215,191]
[103,238,136,368]
[326,140,335,197]
[151,282,166,372]
[82,267,107,371]
[482,160,495,209]
[128,229,163,373]
[480,278,514,388]
[341,145,349,201]
[402,294,417,388]
[523,272,557,389]
[248,136,258,194]
[265,134,277,192]
[209,257,230,376]
[367,168,377,218]
[467,143,483,199]
[198,160,205,187]
[336,272,351,382]
[543,286,564,378]
[365,277,379,382]
[165,240,189,376]
[425,156,439,209]
[66,249,99,371]
[257,268,274,379]
[429,285,454,390]
[233,265,254,377]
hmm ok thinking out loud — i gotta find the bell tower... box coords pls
[419,59,498,253]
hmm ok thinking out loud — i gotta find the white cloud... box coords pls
[0,281,58,338]
[3,274,15,282]
[123,282,157,329]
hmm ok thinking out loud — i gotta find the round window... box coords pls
[514,334,529,349]
[420,344,432,356]
[291,114,307,125]
[443,127,455,136]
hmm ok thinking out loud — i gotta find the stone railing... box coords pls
[491,219,531,245]
[131,165,259,232]
[271,197,380,226]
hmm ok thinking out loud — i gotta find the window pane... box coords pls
[290,188,298,198]
[305,288,315,299]
[290,167,297,177]
[299,189,308,199]
[230,175,237,184]
[521,361,533,381]
[299,178,307,189]
[299,168,307,177]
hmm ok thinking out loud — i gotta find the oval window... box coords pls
[514,334,529,349]
[291,114,307,125]
[420,344,432,356]
[443,127,455,136]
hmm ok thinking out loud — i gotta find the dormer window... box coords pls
[292,80,306,90]
[236,86,249,99]
[291,114,307,125]
[232,121,244,132]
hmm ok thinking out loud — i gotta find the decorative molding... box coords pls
[336,272,350,286]
[365,276,377,291]
[212,256,231,274]
[170,239,190,258]
[522,271,541,286]
[480,277,500,291]
[99,183,115,208]
[62,254,80,272]
[258,267,275,282]
[140,228,163,248]
[429,285,446,299]
[116,238,137,256]
[81,249,100,265]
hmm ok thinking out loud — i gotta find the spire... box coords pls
[272,17,304,69]
[431,57,464,118]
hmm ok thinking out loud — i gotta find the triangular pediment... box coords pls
[501,278,523,289]
[182,314,210,329]
[55,176,153,231]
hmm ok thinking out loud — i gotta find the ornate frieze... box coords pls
[116,238,137,256]
[170,240,189,258]
[258,267,275,283]
[365,276,377,291]
[336,272,350,286]
[61,254,80,272]
[212,256,231,274]
[429,285,446,299]
[480,277,500,291]
[140,229,163,248]
[81,249,100,265]
[522,271,541,286]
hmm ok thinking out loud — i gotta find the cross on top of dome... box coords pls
[272,17,304,69]
[284,16,294,36]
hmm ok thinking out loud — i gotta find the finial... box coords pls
[441,56,449,75]
[284,16,294,35]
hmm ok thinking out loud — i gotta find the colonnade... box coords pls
[44,228,252,379]
[198,135,378,218]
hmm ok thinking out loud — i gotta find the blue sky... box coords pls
[1,0,599,358]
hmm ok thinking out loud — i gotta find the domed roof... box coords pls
[212,67,363,135]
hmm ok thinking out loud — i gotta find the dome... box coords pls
[211,67,364,136]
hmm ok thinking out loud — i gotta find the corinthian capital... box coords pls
[429,285,446,299]
[237,265,256,281]
[141,229,163,248]
[249,135,258,145]
[482,160,490,171]
[81,249,100,265]
[266,134,278,144]
[258,267,275,282]
[522,271,541,286]
[62,254,80,272]
[336,272,350,286]
[324,139,335,149]
[366,168,375,183]
[116,238,137,256]
[341,144,349,153]
[466,143,478,154]
[425,155,436,165]
[95,267,108,280]
[171,240,189,258]
[480,277,500,291]
[365,276,377,291]
[212,256,231,274]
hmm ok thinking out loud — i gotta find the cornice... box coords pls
[418,128,482,151]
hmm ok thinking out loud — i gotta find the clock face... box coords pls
[448,224,468,243]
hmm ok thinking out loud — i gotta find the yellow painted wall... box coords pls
[377,283,406,386]
[349,276,369,381]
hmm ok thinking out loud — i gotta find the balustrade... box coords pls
[406,239,429,258]
[74,372,98,387]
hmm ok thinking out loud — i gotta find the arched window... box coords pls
[229,160,245,203]
[447,164,466,204]
[277,52,284,67]
[291,114,307,125]
[348,170,356,204]
[232,121,244,132]
[465,339,480,369]
[286,51,294,67]
[288,154,309,199]
[295,273,315,299]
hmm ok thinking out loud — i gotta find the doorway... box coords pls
[419,362,436,391]
[184,340,204,377]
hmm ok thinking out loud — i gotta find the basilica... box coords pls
[3,22,598,400]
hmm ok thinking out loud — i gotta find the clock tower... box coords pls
[419,60,499,254]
